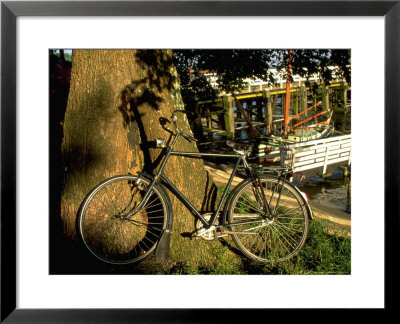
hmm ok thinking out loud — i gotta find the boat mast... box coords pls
[284,49,292,137]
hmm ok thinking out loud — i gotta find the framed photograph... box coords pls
[1,0,398,321]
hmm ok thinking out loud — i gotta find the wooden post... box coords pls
[293,89,299,116]
[223,95,235,139]
[246,100,252,121]
[257,98,263,122]
[271,94,276,116]
[313,89,318,110]
[332,88,338,111]
[340,80,347,109]
[206,107,212,129]
[193,101,205,141]
[263,91,273,135]
[321,84,330,111]
[235,101,241,119]
[272,94,277,133]
[300,85,307,117]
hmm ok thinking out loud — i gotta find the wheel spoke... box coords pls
[228,176,309,263]
[269,224,292,254]
[270,222,299,250]
[274,219,304,234]
[79,176,168,264]
[235,193,264,213]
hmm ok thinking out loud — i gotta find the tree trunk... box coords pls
[60,50,224,271]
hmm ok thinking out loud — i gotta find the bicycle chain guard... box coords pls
[195,214,218,241]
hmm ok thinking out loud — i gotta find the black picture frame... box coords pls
[1,0,398,322]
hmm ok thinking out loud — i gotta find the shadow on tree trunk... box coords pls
[49,50,73,273]
[52,50,223,274]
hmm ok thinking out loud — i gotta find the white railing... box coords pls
[280,135,351,175]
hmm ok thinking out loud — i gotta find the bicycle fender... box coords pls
[291,184,314,220]
[136,172,174,230]
[136,172,174,261]
[154,229,171,261]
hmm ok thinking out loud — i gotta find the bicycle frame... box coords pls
[79,112,312,265]
[129,129,279,230]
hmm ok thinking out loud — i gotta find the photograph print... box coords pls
[50,49,351,275]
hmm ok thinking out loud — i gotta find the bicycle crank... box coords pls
[195,214,219,241]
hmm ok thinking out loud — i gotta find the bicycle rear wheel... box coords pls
[227,176,309,263]
[78,175,169,264]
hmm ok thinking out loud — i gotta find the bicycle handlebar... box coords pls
[172,109,186,114]
[181,132,198,142]
[170,110,198,143]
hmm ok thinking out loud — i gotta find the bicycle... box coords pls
[78,110,313,265]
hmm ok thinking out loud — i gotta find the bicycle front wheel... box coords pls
[78,175,169,264]
[227,176,309,263]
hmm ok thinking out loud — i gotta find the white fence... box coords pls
[280,135,351,175]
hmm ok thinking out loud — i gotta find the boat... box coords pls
[256,113,335,163]
[255,50,335,163]
[229,50,335,164]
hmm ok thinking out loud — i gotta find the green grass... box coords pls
[166,185,351,275]
[131,184,350,275]
[242,219,351,275]
[167,218,351,275]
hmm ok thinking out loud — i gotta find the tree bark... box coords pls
[60,50,223,270]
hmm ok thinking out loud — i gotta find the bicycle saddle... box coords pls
[226,139,254,152]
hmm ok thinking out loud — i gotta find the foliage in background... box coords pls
[173,49,351,108]
[51,49,72,62]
